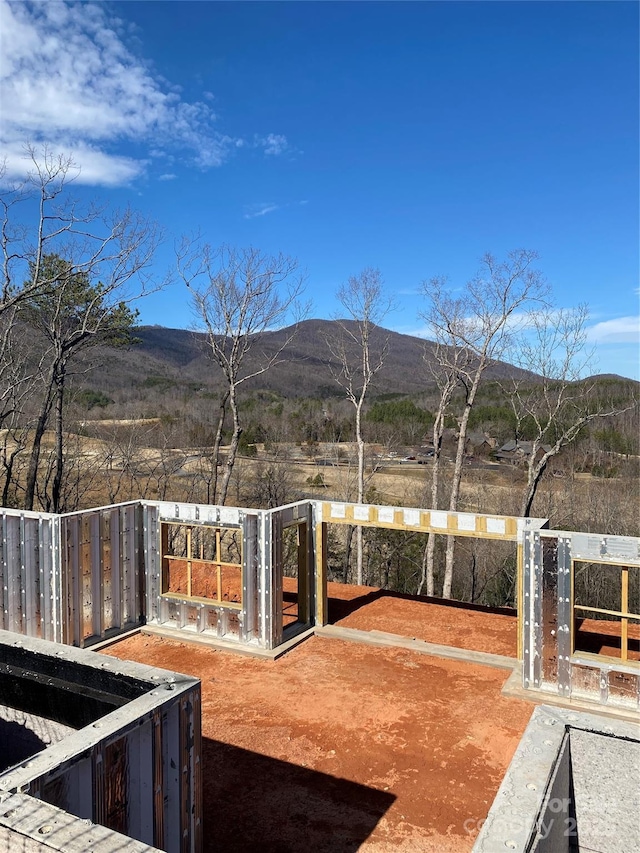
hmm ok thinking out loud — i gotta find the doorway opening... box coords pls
[280,520,312,639]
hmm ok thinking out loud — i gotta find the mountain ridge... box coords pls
[125,319,536,398]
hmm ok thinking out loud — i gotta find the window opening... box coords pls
[573,561,639,663]
[161,522,242,608]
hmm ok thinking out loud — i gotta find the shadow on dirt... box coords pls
[574,618,640,660]
[201,737,395,853]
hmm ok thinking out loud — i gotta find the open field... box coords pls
[4,428,638,541]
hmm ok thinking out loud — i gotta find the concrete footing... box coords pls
[473,705,640,853]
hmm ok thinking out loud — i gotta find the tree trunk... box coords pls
[209,389,229,504]
[51,365,65,513]
[219,385,240,506]
[355,399,365,584]
[417,376,454,597]
[343,525,354,583]
[521,453,552,518]
[355,526,364,585]
[24,366,56,511]
[417,533,436,598]
[1,439,21,507]
[442,376,480,598]
[424,412,445,595]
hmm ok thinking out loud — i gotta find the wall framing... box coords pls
[1,497,638,710]
[521,529,640,710]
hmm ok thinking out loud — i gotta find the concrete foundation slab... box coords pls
[316,623,518,669]
[473,706,640,853]
[569,728,640,853]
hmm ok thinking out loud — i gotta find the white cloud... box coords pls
[244,203,280,220]
[0,0,241,186]
[255,133,290,157]
[159,173,177,182]
[242,198,309,219]
[586,316,640,345]
[399,324,431,339]
[0,137,143,186]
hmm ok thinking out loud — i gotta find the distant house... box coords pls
[495,440,552,465]
[420,428,459,458]
[465,431,497,457]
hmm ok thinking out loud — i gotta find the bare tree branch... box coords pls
[325,267,393,584]
[177,240,306,505]
[420,250,546,597]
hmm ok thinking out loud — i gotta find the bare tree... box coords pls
[326,268,392,584]
[1,148,76,318]
[504,303,638,517]
[178,242,305,506]
[1,147,159,317]
[422,251,545,598]
[0,305,40,505]
[417,332,463,596]
[1,146,161,510]
[249,457,295,509]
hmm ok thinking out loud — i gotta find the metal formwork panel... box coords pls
[126,716,154,843]
[570,531,640,566]
[60,503,145,647]
[63,513,80,646]
[35,514,62,644]
[522,527,640,709]
[303,500,315,626]
[152,709,164,849]
[266,501,315,648]
[5,513,21,633]
[522,530,536,688]
[0,791,160,853]
[162,701,181,853]
[556,535,572,697]
[90,511,102,639]
[179,689,202,853]
[23,516,37,635]
[0,510,60,642]
[243,512,260,642]
[0,630,202,853]
[271,509,283,649]
[525,530,543,689]
[143,503,161,625]
[541,535,559,687]
[144,501,267,647]
[259,509,271,648]
[121,503,138,627]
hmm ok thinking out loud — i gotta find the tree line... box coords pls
[1,147,637,605]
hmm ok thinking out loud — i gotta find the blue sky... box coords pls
[1,1,638,379]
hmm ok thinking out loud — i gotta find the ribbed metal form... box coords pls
[0,629,201,853]
[522,528,640,710]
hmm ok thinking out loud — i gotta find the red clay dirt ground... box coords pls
[103,626,535,852]
[327,581,519,658]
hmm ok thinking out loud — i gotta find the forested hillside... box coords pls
[1,160,636,607]
[84,320,538,401]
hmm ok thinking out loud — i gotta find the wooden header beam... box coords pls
[320,500,548,542]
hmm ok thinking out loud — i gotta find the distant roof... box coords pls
[498,440,552,454]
